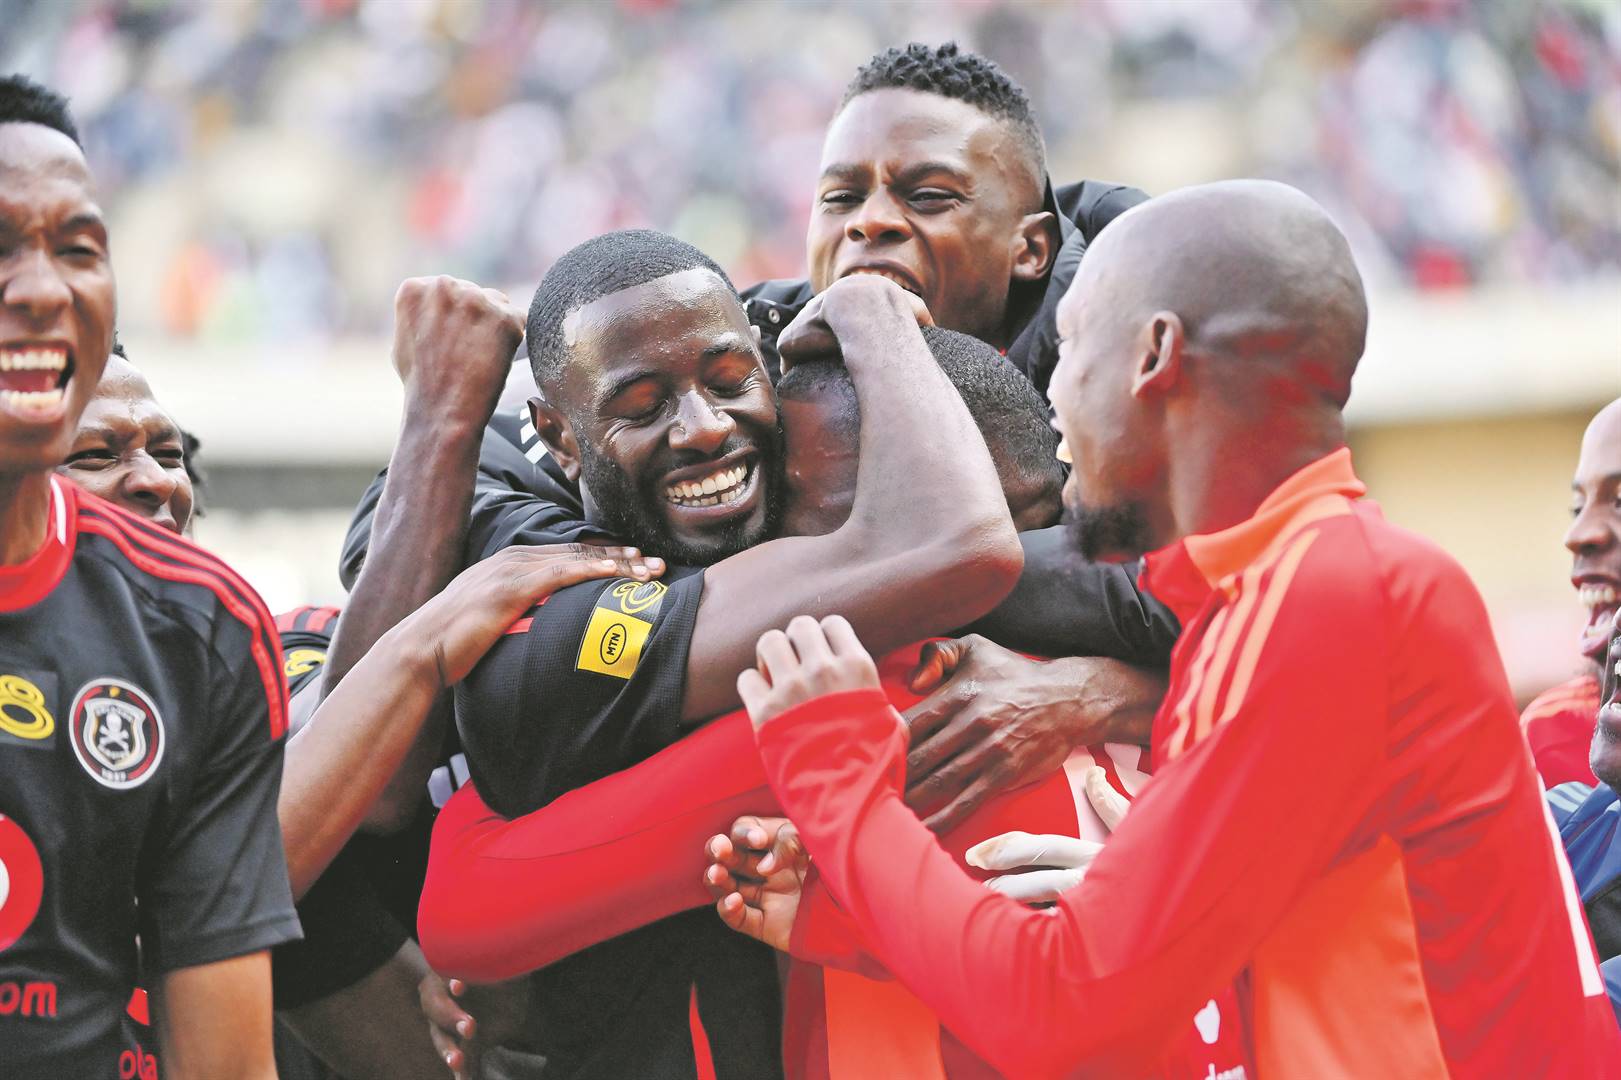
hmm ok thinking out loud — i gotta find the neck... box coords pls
[0,470,54,567]
[1163,406,1346,546]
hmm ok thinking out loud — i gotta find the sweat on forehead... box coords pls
[526,229,738,392]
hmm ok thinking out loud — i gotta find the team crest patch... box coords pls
[69,679,164,790]
[575,578,667,680]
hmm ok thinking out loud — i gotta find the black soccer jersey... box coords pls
[0,477,301,1079]
[454,568,782,1080]
[275,605,340,698]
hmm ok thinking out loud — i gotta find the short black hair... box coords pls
[841,42,1044,184]
[777,326,1062,510]
[0,74,80,146]
[527,229,736,394]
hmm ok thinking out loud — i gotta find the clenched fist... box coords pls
[391,275,525,430]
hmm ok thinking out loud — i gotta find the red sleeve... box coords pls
[418,711,784,981]
[755,546,1388,1078]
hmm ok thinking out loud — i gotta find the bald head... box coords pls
[1071,180,1366,405]
[1049,180,1369,559]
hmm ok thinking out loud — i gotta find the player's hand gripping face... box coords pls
[736,613,883,729]
[399,543,663,692]
[903,635,1162,833]
[390,275,524,429]
[775,271,933,372]
[703,816,809,952]
[966,765,1130,905]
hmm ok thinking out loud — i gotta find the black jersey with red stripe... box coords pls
[0,477,301,1079]
[276,605,340,698]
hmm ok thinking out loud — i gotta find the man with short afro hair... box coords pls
[0,73,80,145]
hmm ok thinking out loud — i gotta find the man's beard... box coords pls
[577,429,784,568]
[1065,499,1153,562]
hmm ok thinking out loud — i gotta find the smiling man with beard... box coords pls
[447,229,1023,1080]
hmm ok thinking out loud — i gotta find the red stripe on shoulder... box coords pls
[80,501,283,657]
[78,511,288,740]
[274,605,341,635]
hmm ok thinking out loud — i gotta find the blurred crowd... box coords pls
[2,0,1617,346]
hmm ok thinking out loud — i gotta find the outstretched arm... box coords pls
[282,544,659,897]
[292,276,521,840]
[739,604,1382,1078]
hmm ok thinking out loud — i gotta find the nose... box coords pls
[668,390,735,456]
[120,454,180,516]
[2,246,74,324]
[1565,498,1617,557]
[845,189,911,246]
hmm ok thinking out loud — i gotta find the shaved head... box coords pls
[1049,180,1368,559]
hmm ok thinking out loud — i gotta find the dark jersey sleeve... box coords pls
[275,606,339,697]
[139,605,302,973]
[964,525,1179,665]
[453,568,704,817]
[271,843,409,1010]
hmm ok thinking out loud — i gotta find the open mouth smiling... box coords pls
[0,343,75,419]
[663,453,759,514]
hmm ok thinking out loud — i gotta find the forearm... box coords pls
[966,527,1179,663]
[324,407,482,689]
[835,290,1018,587]
[683,294,1021,721]
[280,626,439,897]
[319,408,482,828]
[420,715,783,980]
[155,952,277,1080]
[758,691,1188,1078]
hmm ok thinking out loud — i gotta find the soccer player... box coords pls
[721,180,1621,1075]
[56,344,193,535]
[419,331,1238,1079]
[435,229,1027,1079]
[0,72,298,1078]
[1524,396,1621,786]
[743,41,1144,393]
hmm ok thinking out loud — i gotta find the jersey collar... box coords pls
[1139,447,1365,624]
[0,475,77,613]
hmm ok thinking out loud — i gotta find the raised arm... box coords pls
[288,277,521,841]
[681,275,1023,719]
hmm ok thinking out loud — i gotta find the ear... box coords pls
[1132,311,1184,399]
[1009,211,1059,284]
[529,396,581,483]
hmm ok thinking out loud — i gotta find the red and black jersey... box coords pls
[453,567,782,1080]
[275,605,340,699]
[0,477,301,1079]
